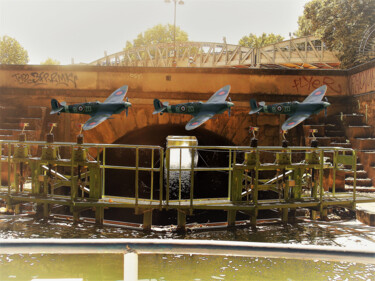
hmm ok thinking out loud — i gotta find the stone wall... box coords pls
[0,64,350,146]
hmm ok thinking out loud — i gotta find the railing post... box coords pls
[319,149,324,216]
[135,147,139,211]
[190,148,195,214]
[150,149,154,200]
[166,148,170,208]
[228,149,232,200]
[159,148,164,209]
[352,150,357,209]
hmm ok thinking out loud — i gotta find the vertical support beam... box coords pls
[227,149,232,200]
[282,181,289,223]
[190,148,195,214]
[7,143,11,194]
[166,148,170,208]
[177,209,186,232]
[227,209,236,227]
[73,208,80,223]
[142,209,153,231]
[95,207,104,225]
[319,149,324,215]
[332,150,337,195]
[178,148,182,200]
[159,148,164,210]
[43,203,49,218]
[135,147,139,211]
[150,149,154,200]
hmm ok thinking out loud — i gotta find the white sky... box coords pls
[0,0,311,65]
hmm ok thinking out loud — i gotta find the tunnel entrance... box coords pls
[102,124,239,224]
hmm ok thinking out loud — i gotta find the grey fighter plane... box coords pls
[153,85,234,130]
[50,85,131,130]
[249,85,330,131]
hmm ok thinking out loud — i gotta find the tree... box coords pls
[125,24,188,49]
[41,57,60,65]
[296,0,375,68]
[0,35,29,64]
[238,33,284,49]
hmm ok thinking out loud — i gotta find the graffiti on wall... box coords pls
[292,76,342,94]
[350,67,375,95]
[12,72,78,88]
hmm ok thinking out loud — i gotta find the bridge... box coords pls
[90,36,340,69]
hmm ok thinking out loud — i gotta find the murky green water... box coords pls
[1,216,374,280]
[0,253,374,281]
[1,216,375,248]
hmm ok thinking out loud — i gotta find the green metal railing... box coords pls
[1,139,373,227]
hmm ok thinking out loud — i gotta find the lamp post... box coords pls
[165,0,184,67]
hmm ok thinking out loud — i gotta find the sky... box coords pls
[0,0,311,65]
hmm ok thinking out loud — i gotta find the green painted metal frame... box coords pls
[0,140,374,221]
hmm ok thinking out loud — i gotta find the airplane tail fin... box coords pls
[153,99,168,115]
[50,99,65,115]
[249,99,264,114]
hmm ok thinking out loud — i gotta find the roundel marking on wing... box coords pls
[115,91,123,96]
[192,122,199,126]
[218,91,226,96]
[89,122,96,126]
[314,91,322,96]
[288,121,295,126]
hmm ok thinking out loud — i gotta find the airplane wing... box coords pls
[104,85,128,103]
[281,113,310,131]
[302,85,327,103]
[206,85,231,103]
[82,113,112,130]
[185,112,216,131]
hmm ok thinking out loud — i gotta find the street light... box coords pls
[165,0,184,67]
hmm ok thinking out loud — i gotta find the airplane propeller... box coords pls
[125,97,129,117]
[324,97,328,117]
[228,97,232,117]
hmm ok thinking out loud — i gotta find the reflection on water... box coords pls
[1,216,375,248]
[0,253,374,281]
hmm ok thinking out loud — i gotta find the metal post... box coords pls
[177,209,186,232]
[150,149,154,200]
[227,149,232,200]
[166,148,170,208]
[179,148,182,200]
[159,148,164,209]
[190,148,195,214]
[142,209,153,231]
[135,147,139,210]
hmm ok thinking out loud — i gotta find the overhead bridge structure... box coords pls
[90,36,340,69]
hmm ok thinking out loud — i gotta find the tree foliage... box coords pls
[125,24,188,49]
[40,57,60,65]
[238,33,284,49]
[0,35,29,64]
[296,0,375,68]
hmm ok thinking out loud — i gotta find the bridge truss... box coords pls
[90,36,340,69]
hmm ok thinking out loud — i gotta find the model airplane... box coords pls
[249,85,330,131]
[50,85,131,130]
[153,85,234,130]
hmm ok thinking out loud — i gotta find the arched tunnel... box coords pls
[102,124,238,224]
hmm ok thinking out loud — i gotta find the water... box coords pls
[1,216,375,248]
[1,216,374,280]
[0,253,373,281]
